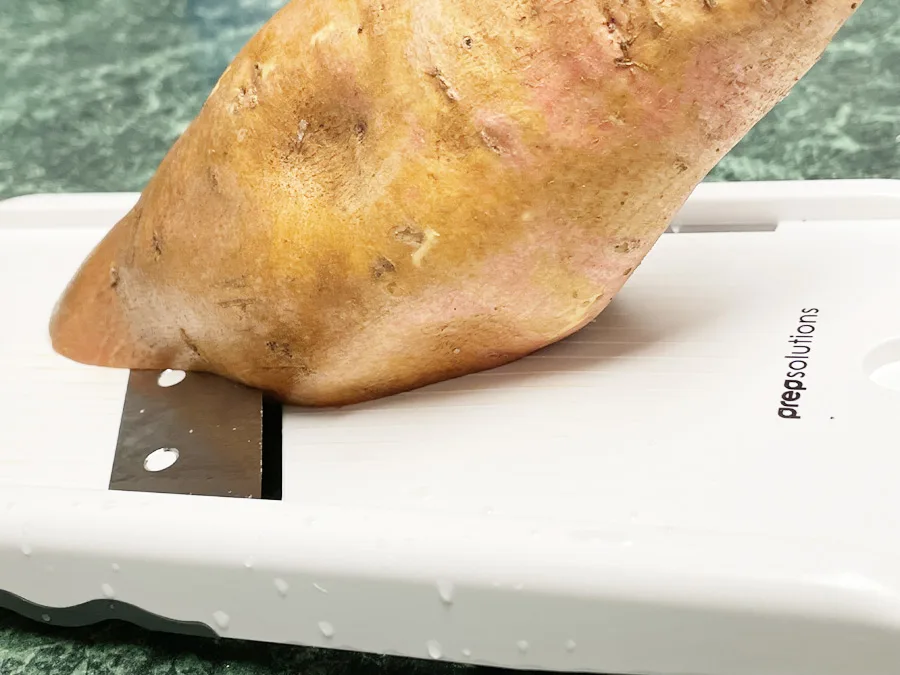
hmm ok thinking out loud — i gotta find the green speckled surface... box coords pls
[1,0,898,201]
[1,0,899,673]
[0,609,473,675]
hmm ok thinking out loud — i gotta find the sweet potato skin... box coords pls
[50,0,861,406]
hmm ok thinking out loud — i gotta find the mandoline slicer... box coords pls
[1,179,900,675]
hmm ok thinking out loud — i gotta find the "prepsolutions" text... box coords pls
[777,308,819,420]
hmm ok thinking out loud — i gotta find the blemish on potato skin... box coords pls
[109,266,119,288]
[179,329,202,358]
[614,239,640,254]
[608,30,649,71]
[218,298,256,310]
[427,67,460,101]
[151,232,163,260]
[236,85,259,109]
[372,256,396,279]
[220,276,248,289]
[411,228,440,267]
[296,119,309,145]
[266,341,293,359]
[208,166,222,191]
[392,224,426,247]
[480,129,505,154]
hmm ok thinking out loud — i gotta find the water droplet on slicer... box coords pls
[513,583,524,591]
[21,543,32,557]
[312,582,328,594]
[426,640,443,659]
[437,579,454,605]
[566,639,577,652]
[517,640,530,654]
[213,611,230,629]
[244,558,254,570]
[41,614,50,622]
[483,506,495,516]
[101,583,115,599]
[111,563,121,573]
[274,578,289,597]
[462,648,472,658]
[318,621,335,638]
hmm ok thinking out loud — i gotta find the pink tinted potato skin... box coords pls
[49,0,862,405]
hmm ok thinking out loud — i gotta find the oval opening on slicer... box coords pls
[157,369,186,387]
[863,338,900,394]
[144,447,180,472]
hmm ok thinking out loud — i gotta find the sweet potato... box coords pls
[49,0,862,406]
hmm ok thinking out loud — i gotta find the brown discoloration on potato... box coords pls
[218,297,257,310]
[427,66,461,102]
[480,129,505,154]
[372,256,396,278]
[392,225,426,247]
[266,340,293,359]
[235,85,259,111]
[208,165,222,191]
[614,239,640,254]
[49,0,863,406]
[150,232,163,260]
[179,329,202,358]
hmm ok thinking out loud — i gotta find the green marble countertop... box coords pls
[1,1,899,674]
[1,0,899,202]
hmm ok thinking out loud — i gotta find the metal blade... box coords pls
[109,370,264,498]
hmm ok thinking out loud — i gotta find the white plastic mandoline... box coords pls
[2,179,900,675]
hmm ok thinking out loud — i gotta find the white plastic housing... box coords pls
[1,180,900,675]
